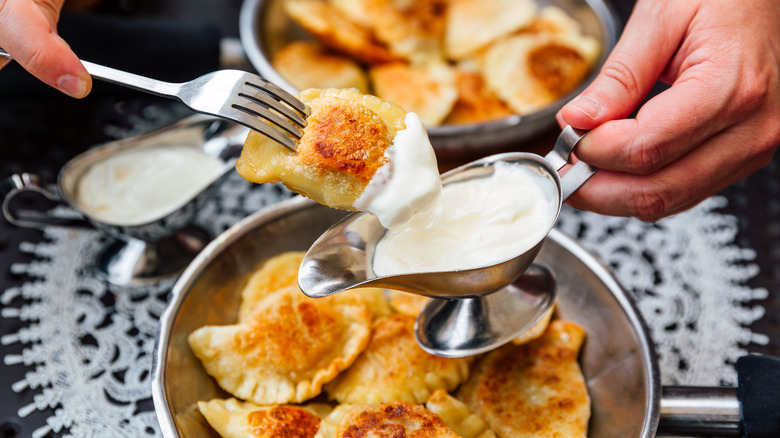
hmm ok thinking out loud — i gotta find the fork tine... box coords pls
[244,78,309,117]
[238,90,307,128]
[232,97,305,139]
[226,108,299,151]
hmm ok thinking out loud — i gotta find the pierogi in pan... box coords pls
[272,41,369,93]
[458,320,591,438]
[236,251,392,321]
[369,61,458,126]
[198,398,330,438]
[283,0,400,64]
[188,287,372,405]
[425,389,495,438]
[189,252,592,438]
[334,401,460,438]
[275,0,602,126]
[324,314,471,404]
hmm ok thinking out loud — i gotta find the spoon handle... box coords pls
[544,126,599,201]
[545,125,587,170]
[560,160,599,201]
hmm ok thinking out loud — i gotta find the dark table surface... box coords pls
[1,1,778,437]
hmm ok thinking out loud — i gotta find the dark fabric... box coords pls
[0,12,221,98]
[0,12,221,171]
[737,355,780,438]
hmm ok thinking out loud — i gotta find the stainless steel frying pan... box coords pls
[151,196,780,437]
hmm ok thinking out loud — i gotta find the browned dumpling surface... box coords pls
[335,401,460,438]
[482,33,599,114]
[370,62,457,126]
[272,41,369,93]
[236,88,407,209]
[273,0,601,126]
[325,314,471,404]
[188,287,372,405]
[445,0,538,60]
[358,0,449,63]
[238,251,392,321]
[387,289,431,316]
[198,398,330,438]
[238,251,305,321]
[425,389,496,438]
[458,320,590,438]
[511,303,554,346]
[445,69,515,124]
[283,0,399,64]
[523,5,588,36]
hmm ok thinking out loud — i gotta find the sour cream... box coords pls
[372,160,557,276]
[76,145,224,225]
[352,113,442,228]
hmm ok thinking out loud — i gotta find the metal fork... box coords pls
[0,48,307,151]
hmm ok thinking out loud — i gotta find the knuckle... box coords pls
[21,46,49,75]
[732,65,775,113]
[736,72,770,111]
[625,136,664,174]
[628,183,671,221]
[599,58,641,99]
[39,1,62,22]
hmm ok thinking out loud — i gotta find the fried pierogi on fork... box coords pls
[236,88,408,210]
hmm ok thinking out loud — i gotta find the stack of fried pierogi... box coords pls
[189,251,591,437]
[270,0,600,126]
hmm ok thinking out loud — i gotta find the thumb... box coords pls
[0,0,91,98]
[558,0,692,129]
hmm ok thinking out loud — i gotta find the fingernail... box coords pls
[569,96,602,120]
[57,74,88,98]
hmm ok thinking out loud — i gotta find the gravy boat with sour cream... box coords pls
[1,115,248,287]
[300,126,596,357]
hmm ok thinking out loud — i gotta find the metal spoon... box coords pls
[298,126,596,356]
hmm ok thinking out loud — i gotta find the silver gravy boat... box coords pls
[1,115,248,286]
[300,126,598,356]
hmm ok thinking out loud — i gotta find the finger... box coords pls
[573,71,741,174]
[564,125,776,220]
[0,0,91,98]
[557,0,695,129]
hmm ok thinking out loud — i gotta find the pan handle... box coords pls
[658,386,740,437]
[658,355,780,437]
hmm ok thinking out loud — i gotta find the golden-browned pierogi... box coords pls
[458,320,590,438]
[237,88,441,228]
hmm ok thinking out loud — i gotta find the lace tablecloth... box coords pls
[1,166,769,436]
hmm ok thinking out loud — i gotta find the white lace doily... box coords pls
[2,177,768,436]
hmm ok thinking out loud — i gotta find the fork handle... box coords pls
[0,47,181,98]
[80,60,181,97]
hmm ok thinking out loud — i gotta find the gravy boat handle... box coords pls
[1,173,93,229]
[544,125,599,201]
